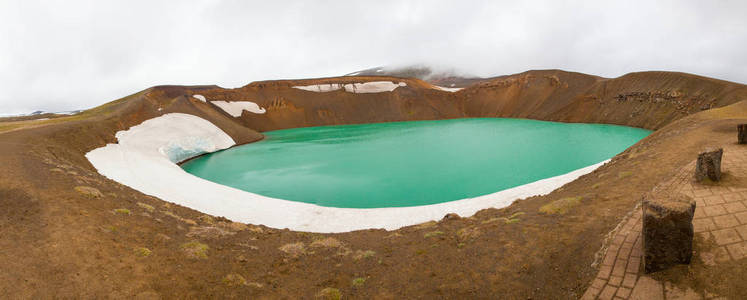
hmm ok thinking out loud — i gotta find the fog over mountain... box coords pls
[1,0,746,115]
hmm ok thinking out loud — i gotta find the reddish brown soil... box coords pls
[0,70,745,298]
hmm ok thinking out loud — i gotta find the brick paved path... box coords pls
[582,145,746,300]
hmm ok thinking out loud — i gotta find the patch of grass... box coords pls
[162,210,197,225]
[137,202,155,213]
[311,237,343,248]
[457,242,466,249]
[133,247,152,257]
[592,183,602,189]
[509,212,525,219]
[279,242,306,258]
[456,227,481,240]
[181,241,209,259]
[162,210,180,219]
[539,196,583,215]
[353,250,376,260]
[0,123,23,133]
[197,215,215,225]
[351,277,366,287]
[415,249,427,255]
[113,208,131,215]
[481,217,520,224]
[317,287,342,300]
[424,231,444,238]
[74,186,103,198]
[385,232,403,239]
[223,273,247,286]
[504,218,520,224]
[618,171,633,179]
[414,221,437,229]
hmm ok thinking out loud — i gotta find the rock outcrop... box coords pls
[642,194,696,273]
[695,148,723,182]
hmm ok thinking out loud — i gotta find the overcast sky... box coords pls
[1,0,746,115]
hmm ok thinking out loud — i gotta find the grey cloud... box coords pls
[1,0,745,115]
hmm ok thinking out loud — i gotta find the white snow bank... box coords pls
[211,101,266,117]
[86,113,607,233]
[193,94,207,102]
[433,86,463,92]
[293,81,406,93]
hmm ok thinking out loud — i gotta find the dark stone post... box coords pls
[642,194,696,273]
[739,124,747,144]
[695,148,723,182]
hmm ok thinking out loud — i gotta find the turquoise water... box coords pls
[181,118,650,208]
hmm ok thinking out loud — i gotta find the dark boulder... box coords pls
[695,148,723,182]
[642,194,696,273]
[739,124,746,144]
[442,213,461,221]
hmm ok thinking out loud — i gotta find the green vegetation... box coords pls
[352,277,366,287]
[424,231,444,238]
[310,237,343,248]
[197,215,215,224]
[618,171,633,179]
[113,208,131,215]
[136,202,155,213]
[317,287,342,300]
[222,273,247,286]
[279,242,306,258]
[414,221,437,229]
[181,241,209,259]
[539,196,583,215]
[0,123,23,133]
[74,186,103,198]
[504,218,520,224]
[353,250,376,260]
[133,247,152,257]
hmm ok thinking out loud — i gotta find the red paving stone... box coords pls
[726,241,747,260]
[723,201,747,213]
[712,228,742,245]
[735,224,747,240]
[622,273,637,288]
[703,194,725,205]
[616,287,632,298]
[583,145,745,299]
[608,276,623,287]
[703,205,727,217]
[692,218,717,233]
[599,285,618,300]
[713,214,740,229]
[735,211,747,224]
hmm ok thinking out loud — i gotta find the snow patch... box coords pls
[211,101,266,117]
[433,86,463,92]
[193,94,207,102]
[86,113,608,233]
[293,81,406,94]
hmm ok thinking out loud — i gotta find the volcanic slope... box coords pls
[0,70,746,298]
